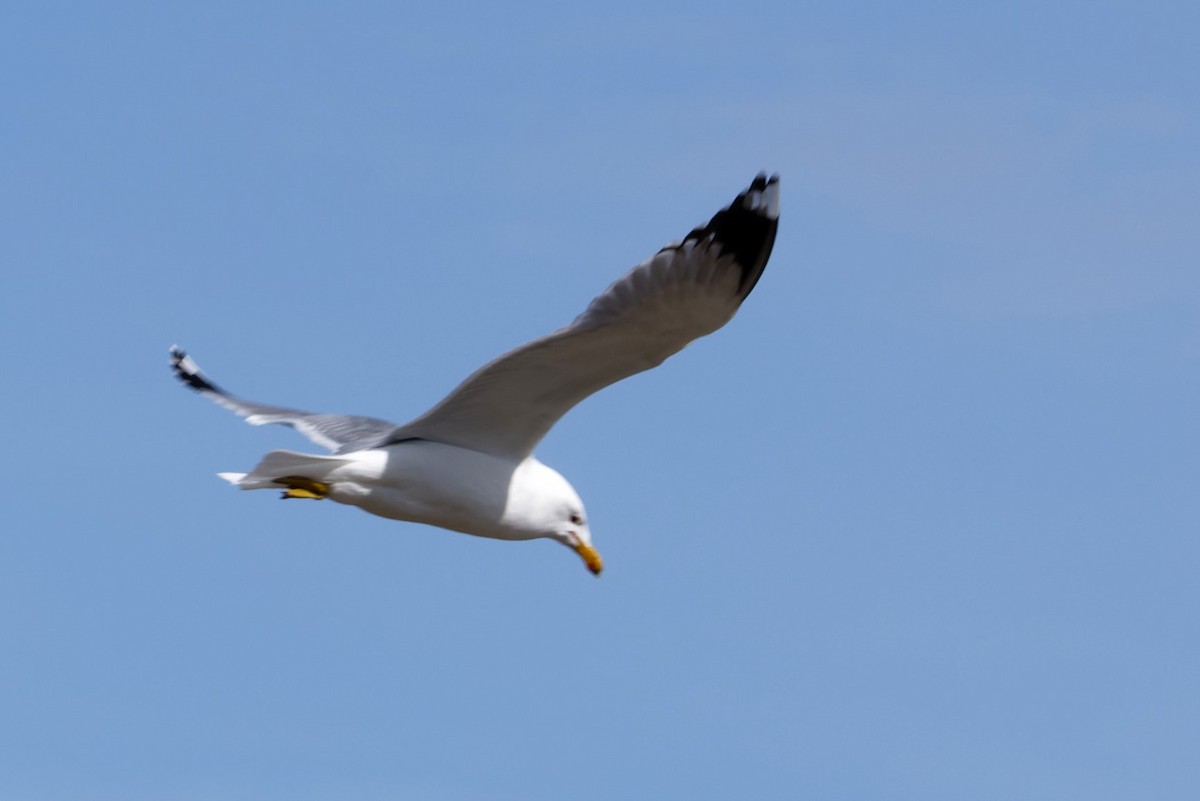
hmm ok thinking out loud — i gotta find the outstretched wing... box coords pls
[170,347,398,454]
[383,173,780,460]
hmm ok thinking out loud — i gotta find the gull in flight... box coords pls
[171,174,779,575]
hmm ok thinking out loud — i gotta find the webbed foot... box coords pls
[275,475,331,500]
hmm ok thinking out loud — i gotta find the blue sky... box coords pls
[2,2,1197,799]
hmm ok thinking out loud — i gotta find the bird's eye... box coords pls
[569,512,584,526]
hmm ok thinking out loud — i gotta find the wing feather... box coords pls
[383,174,780,459]
[170,347,398,454]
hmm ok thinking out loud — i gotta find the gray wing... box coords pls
[169,347,398,454]
[381,173,780,461]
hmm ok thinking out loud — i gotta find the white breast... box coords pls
[330,440,577,542]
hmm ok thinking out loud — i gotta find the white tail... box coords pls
[218,450,353,490]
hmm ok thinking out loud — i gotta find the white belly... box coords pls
[325,440,556,541]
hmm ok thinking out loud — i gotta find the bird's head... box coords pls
[554,507,603,577]
[513,459,603,576]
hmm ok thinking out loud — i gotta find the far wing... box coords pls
[381,174,780,460]
[170,347,398,454]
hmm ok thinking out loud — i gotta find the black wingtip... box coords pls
[681,174,780,298]
[169,345,225,395]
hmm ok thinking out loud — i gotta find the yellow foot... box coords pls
[275,475,331,500]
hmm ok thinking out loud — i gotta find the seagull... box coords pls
[171,173,779,575]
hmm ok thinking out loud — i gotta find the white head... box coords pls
[550,502,602,576]
[508,459,603,575]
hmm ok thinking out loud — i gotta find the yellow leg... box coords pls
[275,475,331,500]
